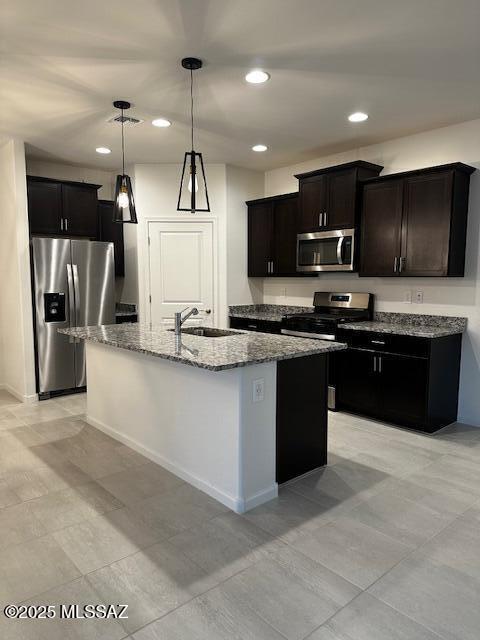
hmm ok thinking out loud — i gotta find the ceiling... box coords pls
[2,0,480,171]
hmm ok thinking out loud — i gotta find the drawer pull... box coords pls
[371,340,386,345]
[247,324,258,329]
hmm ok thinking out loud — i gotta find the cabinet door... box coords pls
[98,200,124,276]
[336,349,379,414]
[401,172,452,276]
[379,354,428,425]
[326,169,356,229]
[248,202,274,276]
[360,180,403,276]
[62,184,99,237]
[27,179,62,234]
[298,176,327,232]
[273,197,298,274]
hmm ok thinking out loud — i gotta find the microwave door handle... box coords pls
[336,236,345,265]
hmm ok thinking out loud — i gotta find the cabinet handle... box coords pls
[247,324,258,329]
[378,355,382,373]
[65,218,68,231]
[270,260,274,274]
[60,218,64,231]
[324,212,328,227]
[373,356,377,373]
[393,256,398,273]
[371,340,386,345]
[318,212,322,227]
[399,256,405,273]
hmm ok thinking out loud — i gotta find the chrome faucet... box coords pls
[174,307,199,336]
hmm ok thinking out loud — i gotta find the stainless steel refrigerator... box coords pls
[31,237,115,398]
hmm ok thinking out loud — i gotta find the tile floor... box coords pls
[0,388,479,639]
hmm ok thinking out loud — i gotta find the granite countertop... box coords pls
[59,324,346,372]
[341,312,467,339]
[229,304,313,323]
[229,305,467,339]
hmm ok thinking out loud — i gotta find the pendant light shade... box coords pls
[113,100,138,224]
[177,58,210,213]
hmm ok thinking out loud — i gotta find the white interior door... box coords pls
[148,220,215,327]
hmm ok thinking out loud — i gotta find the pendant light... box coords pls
[177,58,210,213]
[113,100,137,224]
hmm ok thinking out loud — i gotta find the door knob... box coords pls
[205,309,212,314]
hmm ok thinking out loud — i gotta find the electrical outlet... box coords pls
[253,378,264,403]
[403,290,412,303]
[415,290,424,304]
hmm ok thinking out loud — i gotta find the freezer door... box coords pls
[71,240,115,387]
[31,237,76,394]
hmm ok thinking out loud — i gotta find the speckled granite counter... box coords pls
[229,305,467,339]
[60,323,346,372]
[229,304,312,323]
[342,312,467,339]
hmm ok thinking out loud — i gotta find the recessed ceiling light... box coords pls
[348,112,369,123]
[96,147,111,154]
[152,118,172,128]
[252,144,268,152]
[245,69,270,84]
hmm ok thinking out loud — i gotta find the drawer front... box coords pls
[336,329,430,358]
[229,316,282,334]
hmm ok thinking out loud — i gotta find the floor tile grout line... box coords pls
[299,588,445,640]
[102,550,293,640]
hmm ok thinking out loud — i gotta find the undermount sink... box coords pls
[169,326,238,338]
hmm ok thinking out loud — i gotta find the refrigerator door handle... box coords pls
[72,264,80,334]
[66,264,75,343]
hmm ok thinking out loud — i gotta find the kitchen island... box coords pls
[60,324,345,512]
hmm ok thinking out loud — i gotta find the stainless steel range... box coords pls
[281,292,373,408]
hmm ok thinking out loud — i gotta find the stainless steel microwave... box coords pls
[297,228,355,272]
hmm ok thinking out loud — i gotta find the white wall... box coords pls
[26,158,115,200]
[226,166,264,305]
[263,118,480,426]
[0,140,36,401]
[132,163,263,326]
[133,163,227,324]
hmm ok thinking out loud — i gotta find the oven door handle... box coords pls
[337,236,345,265]
[281,328,336,341]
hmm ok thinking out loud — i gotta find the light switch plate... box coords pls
[253,378,264,403]
[415,290,424,304]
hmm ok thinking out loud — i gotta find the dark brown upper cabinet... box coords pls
[27,176,100,238]
[295,161,383,233]
[27,178,63,236]
[359,163,475,277]
[61,182,99,237]
[247,193,301,277]
[98,200,125,277]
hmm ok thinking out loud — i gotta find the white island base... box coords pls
[86,342,278,513]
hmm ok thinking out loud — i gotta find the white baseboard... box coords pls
[242,485,278,512]
[0,383,37,404]
[87,414,276,513]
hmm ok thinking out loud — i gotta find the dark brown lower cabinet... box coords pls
[229,316,281,334]
[276,354,328,483]
[336,330,462,432]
